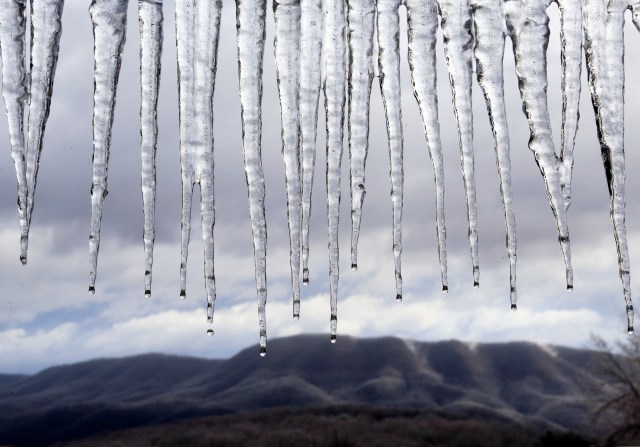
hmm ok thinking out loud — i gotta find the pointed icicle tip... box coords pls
[303,269,309,285]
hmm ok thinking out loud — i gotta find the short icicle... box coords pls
[323,0,347,342]
[470,0,517,307]
[405,0,447,292]
[88,0,129,294]
[299,0,323,285]
[553,0,582,211]
[346,0,375,272]
[24,0,65,263]
[273,0,302,319]
[236,0,269,354]
[0,0,28,265]
[377,0,404,299]
[583,0,633,333]
[438,0,479,287]
[175,0,221,327]
[504,0,573,291]
[139,0,163,298]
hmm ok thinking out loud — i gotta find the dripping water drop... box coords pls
[144,289,151,298]
[442,285,448,293]
[628,327,634,335]
[88,286,95,295]
[351,263,357,272]
[206,329,214,336]
[20,255,27,265]
[179,290,186,300]
[396,294,402,302]
[567,284,573,292]
[473,281,479,289]
[330,334,337,344]
[259,347,267,357]
[293,314,300,321]
[511,304,518,312]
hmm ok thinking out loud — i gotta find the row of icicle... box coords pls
[0,0,638,354]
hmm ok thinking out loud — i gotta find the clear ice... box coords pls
[139,0,163,298]
[377,0,405,299]
[88,0,129,294]
[175,0,221,326]
[273,0,302,318]
[323,0,347,341]
[346,0,375,273]
[25,0,65,264]
[0,0,28,264]
[236,0,269,354]
[405,0,448,292]
[583,0,634,333]
[299,0,323,285]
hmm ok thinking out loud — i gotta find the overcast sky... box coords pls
[0,1,639,374]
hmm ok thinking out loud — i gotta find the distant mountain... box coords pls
[0,335,606,446]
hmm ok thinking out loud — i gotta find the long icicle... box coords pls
[583,0,633,333]
[139,0,163,298]
[470,0,517,308]
[25,0,65,263]
[273,0,302,319]
[236,0,269,353]
[405,0,447,292]
[377,0,404,299]
[88,0,129,294]
[554,0,582,211]
[299,0,323,285]
[505,0,573,291]
[347,0,375,272]
[439,0,479,287]
[176,0,221,328]
[0,0,28,265]
[323,0,346,342]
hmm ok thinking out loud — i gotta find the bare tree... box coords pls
[591,334,640,446]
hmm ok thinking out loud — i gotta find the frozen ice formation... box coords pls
[139,0,163,298]
[236,0,269,354]
[88,0,129,294]
[175,0,221,331]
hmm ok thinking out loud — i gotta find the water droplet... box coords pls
[473,281,479,289]
[567,284,573,292]
[206,329,214,336]
[303,268,309,285]
[179,290,186,300]
[144,289,151,298]
[442,285,448,293]
[259,346,267,357]
[351,263,357,271]
[511,304,518,312]
[20,255,27,265]
[88,286,95,295]
[293,314,300,321]
[396,294,402,302]
[628,328,634,335]
[330,334,337,344]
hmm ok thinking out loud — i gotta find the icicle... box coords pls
[88,0,129,294]
[175,0,221,327]
[273,0,302,319]
[346,0,374,273]
[554,0,582,211]
[470,0,517,307]
[0,0,28,265]
[236,0,268,354]
[299,0,323,285]
[139,0,163,298]
[24,0,65,263]
[377,0,404,299]
[405,0,447,292]
[439,0,479,287]
[323,0,346,342]
[504,0,573,291]
[583,0,633,333]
